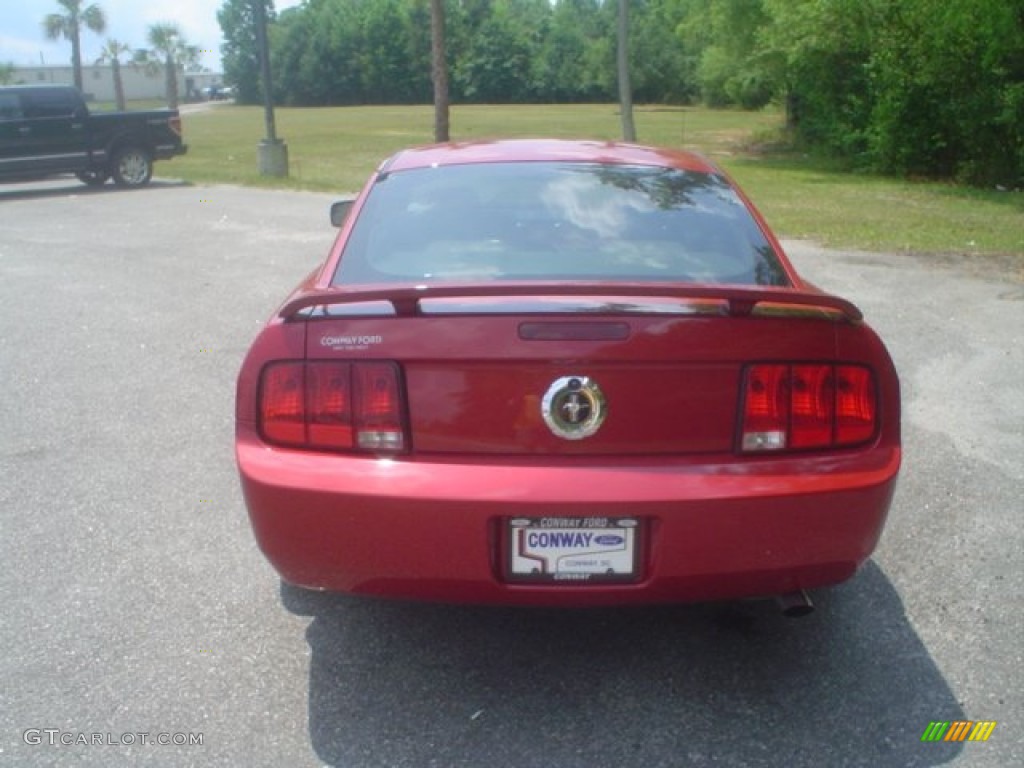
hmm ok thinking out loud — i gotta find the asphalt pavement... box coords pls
[1,178,1021,767]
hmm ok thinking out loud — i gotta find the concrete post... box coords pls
[257,139,289,177]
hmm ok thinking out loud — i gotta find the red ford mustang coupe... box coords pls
[235,139,900,613]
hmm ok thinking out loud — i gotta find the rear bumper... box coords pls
[153,143,187,160]
[236,425,900,606]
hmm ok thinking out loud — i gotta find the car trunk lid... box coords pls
[295,286,851,456]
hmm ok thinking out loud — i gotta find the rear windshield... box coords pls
[333,162,789,287]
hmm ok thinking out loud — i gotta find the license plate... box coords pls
[506,517,640,583]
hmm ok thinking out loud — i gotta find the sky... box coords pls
[1,0,302,72]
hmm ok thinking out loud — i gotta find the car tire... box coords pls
[76,170,109,187]
[111,146,153,188]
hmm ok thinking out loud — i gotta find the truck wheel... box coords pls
[111,147,153,187]
[76,170,109,187]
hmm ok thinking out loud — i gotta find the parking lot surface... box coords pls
[1,179,1021,767]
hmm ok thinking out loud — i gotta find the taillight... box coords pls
[259,362,305,445]
[258,361,407,453]
[307,362,353,448]
[169,115,182,137]
[740,363,877,453]
[789,364,833,449]
[353,362,405,451]
[740,364,788,451]
[835,365,876,445]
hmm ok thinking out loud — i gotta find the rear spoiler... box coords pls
[278,282,863,323]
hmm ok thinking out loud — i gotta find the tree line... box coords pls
[223,0,686,108]
[221,0,1023,187]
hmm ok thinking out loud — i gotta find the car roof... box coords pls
[380,139,720,175]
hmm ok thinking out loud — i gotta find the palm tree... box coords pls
[96,39,131,111]
[43,0,107,92]
[429,0,449,142]
[137,23,200,109]
[617,0,636,142]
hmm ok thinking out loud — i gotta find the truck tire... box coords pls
[111,146,153,187]
[76,170,109,187]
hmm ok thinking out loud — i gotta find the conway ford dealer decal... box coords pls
[320,334,383,351]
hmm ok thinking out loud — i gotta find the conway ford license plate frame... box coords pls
[505,517,640,584]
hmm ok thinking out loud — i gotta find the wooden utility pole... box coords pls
[254,0,288,176]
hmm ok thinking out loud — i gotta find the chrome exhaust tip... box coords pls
[776,589,814,618]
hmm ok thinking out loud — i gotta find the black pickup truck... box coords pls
[0,84,187,188]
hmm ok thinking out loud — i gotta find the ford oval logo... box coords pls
[594,535,624,546]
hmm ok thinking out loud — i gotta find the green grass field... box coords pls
[172,103,1023,259]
